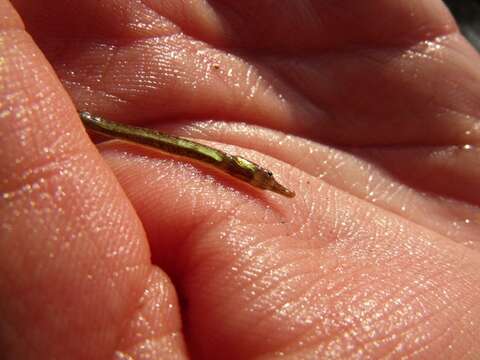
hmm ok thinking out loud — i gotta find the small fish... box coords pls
[79,111,295,198]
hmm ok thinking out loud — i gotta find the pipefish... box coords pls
[79,111,295,198]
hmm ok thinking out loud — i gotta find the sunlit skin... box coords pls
[2,0,480,359]
[79,111,295,197]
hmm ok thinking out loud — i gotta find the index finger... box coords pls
[0,1,153,357]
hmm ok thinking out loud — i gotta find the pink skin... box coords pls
[1,0,480,358]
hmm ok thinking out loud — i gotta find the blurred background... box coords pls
[444,0,480,51]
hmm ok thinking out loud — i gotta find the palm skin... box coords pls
[1,0,480,358]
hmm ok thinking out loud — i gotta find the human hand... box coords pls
[1,0,480,358]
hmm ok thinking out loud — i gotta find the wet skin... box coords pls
[1,0,480,359]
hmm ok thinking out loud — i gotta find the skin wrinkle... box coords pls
[134,318,180,345]
[88,48,139,108]
[355,147,480,208]
[116,272,185,356]
[294,43,474,141]
[53,1,171,42]
[61,33,318,131]
[75,40,170,113]
[201,1,458,53]
[308,278,402,349]
[260,59,334,138]
[346,152,478,215]
[1,54,150,352]
[381,181,407,204]
[122,304,157,348]
[162,122,458,219]
[58,48,122,109]
[461,302,480,342]
[72,208,123,310]
[325,308,419,358]
[51,25,472,145]
[120,0,174,38]
[441,34,480,67]
[270,55,336,121]
[397,287,470,342]
[3,0,480,358]
[346,270,467,357]
[1,154,81,196]
[293,232,480,354]
[400,315,463,359]
[95,43,123,97]
[141,0,210,42]
[207,53,290,129]
[238,252,319,310]
[273,275,338,325]
[435,99,480,130]
[178,211,310,312]
[437,107,480,139]
[417,305,473,356]
[210,202,454,354]
[176,121,480,246]
[277,307,349,356]
[156,188,264,276]
[249,289,314,344]
[9,1,468,138]
[230,276,321,355]
[111,135,476,358]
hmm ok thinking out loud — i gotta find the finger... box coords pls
[11,0,457,51]
[115,268,188,359]
[100,141,480,358]
[197,0,457,51]
[0,2,178,358]
[12,0,479,147]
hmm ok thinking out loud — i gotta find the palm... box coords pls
[2,0,480,358]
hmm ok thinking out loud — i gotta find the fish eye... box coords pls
[267,170,273,177]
